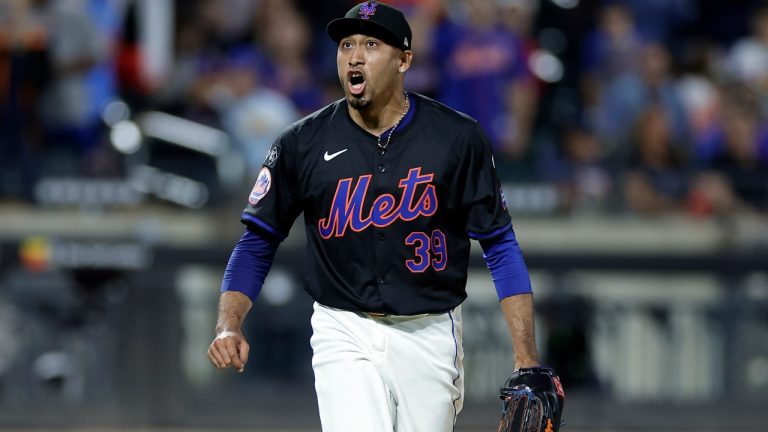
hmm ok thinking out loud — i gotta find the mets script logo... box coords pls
[359,1,377,19]
[318,167,437,239]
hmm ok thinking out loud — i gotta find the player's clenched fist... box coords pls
[208,330,250,372]
[209,291,253,372]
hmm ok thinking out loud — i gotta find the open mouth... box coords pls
[348,71,366,96]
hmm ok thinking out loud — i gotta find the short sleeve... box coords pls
[461,123,512,240]
[240,128,302,240]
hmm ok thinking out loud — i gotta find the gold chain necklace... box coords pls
[377,91,409,150]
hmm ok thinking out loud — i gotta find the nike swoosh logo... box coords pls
[323,149,348,162]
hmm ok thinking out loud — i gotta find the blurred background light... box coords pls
[110,120,143,154]
[551,0,580,9]
[34,178,144,207]
[101,100,132,127]
[129,165,209,208]
[529,50,564,83]
[33,351,73,384]
[139,112,231,157]
[261,268,297,307]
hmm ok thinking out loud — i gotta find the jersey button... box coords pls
[377,164,386,173]
[377,147,386,156]
[377,232,384,241]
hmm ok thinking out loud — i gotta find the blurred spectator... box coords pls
[183,0,299,175]
[676,39,722,150]
[38,0,122,174]
[724,2,768,109]
[256,0,324,115]
[220,86,298,175]
[542,122,614,214]
[433,0,536,161]
[399,4,442,98]
[150,9,207,113]
[185,0,271,120]
[499,0,546,97]
[620,0,697,44]
[593,42,689,160]
[690,84,768,213]
[499,0,537,36]
[0,0,50,199]
[623,106,689,215]
[205,0,260,43]
[695,83,768,162]
[580,2,645,107]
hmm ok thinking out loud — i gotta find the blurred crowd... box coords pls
[1,0,768,216]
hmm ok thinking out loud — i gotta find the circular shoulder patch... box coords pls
[248,167,272,206]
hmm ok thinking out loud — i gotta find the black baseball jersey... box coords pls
[241,93,511,315]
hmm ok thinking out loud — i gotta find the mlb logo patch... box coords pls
[248,167,272,205]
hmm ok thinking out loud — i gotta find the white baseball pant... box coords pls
[310,302,464,432]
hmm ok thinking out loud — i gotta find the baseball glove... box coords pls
[497,367,565,432]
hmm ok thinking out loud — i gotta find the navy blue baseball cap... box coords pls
[327,1,413,51]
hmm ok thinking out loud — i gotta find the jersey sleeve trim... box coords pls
[241,213,287,241]
[467,224,512,240]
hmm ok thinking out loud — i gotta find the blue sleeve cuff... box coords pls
[241,213,287,241]
[220,228,280,302]
[479,228,533,300]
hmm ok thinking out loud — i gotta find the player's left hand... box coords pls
[497,367,565,432]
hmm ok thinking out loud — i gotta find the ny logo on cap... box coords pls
[359,1,377,20]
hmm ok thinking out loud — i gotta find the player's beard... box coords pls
[348,94,371,110]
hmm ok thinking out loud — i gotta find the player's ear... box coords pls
[398,50,413,73]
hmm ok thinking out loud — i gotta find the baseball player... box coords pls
[207,2,563,431]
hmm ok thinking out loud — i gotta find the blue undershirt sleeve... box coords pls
[479,227,533,300]
[220,228,280,302]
